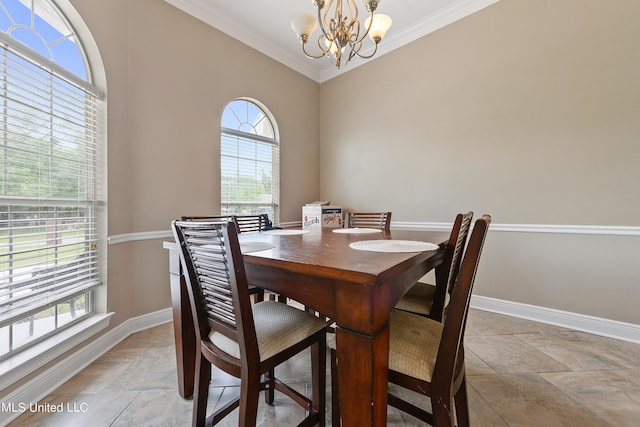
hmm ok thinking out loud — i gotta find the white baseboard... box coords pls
[471,295,640,344]
[0,308,173,426]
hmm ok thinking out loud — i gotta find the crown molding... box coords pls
[165,0,501,84]
[318,0,501,82]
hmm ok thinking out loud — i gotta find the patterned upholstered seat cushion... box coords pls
[388,309,443,382]
[209,300,327,361]
[394,282,436,315]
[395,282,451,316]
[328,309,442,382]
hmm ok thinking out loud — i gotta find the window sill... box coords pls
[0,313,113,391]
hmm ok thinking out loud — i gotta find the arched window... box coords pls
[0,0,105,359]
[221,99,279,223]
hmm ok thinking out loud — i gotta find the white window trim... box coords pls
[0,312,112,390]
[0,0,109,365]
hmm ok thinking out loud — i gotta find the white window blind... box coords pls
[220,99,279,221]
[0,43,104,328]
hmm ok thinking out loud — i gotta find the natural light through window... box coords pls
[221,99,279,222]
[0,0,105,360]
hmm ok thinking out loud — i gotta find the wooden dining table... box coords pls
[164,226,448,426]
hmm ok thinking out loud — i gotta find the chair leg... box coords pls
[239,371,261,426]
[252,288,265,303]
[192,352,210,427]
[330,348,340,426]
[311,339,326,426]
[265,368,275,404]
[432,397,456,427]
[454,375,471,427]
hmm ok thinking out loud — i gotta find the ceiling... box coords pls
[164,0,500,83]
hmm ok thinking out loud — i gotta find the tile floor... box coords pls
[8,309,640,426]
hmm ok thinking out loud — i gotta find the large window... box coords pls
[0,0,105,360]
[221,99,279,222]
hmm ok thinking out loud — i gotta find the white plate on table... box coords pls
[263,229,309,235]
[332,228,383,234]
[349,240,439,253]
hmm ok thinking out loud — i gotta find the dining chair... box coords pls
[234,213,273,233]
[395,212,473,321]
[172,220,327,427]
[180,215,265,302]
[330,214,490,426]
[347,211,392,230]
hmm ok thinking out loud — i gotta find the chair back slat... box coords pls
[431,211,474,321]
[172,220,257,356]
[181,215,235,223]
[234,214,271,233]
[446,212,473,292]
[433,215,491,389]
[348,211,392,231]
[183,214,274,233]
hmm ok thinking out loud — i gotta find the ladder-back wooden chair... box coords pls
[347,211,392,230]
[395,211,473,321]
[172,220,327,427]
[331,215,490,426]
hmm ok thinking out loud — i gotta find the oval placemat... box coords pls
[240,241,277,253]
[349,240,439,253]
[263,229,310,235]
[332,228,383,234]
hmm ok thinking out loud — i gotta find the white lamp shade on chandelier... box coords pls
[291,0,392,68]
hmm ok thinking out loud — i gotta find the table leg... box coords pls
[335,325,390,426]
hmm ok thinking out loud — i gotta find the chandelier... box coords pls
[291,0,392,68]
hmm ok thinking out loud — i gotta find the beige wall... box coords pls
[70,0,320,327]
[319,0,640,323]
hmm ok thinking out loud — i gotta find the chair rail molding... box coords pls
[108,230,173,245]
[108,222,640,245]
[391,221,640,236]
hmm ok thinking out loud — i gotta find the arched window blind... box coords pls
[221,99,279,222]
[0,0,105,358]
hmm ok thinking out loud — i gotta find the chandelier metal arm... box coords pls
[318,2,333,43]
[299,35,331,60]
[351,40,379,59]
[292,0,390,68]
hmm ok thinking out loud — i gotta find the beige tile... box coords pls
[112,323,174,351]
[52,362,130,395]
[466,383,508,427]
[466,309,572,336]
[110,389,192,427]
[465,348,498,376]
[523,331,640,371]
[104,346,178,392]
[470,373,610,427]
[7,392,139,427]
[208,385,308,426]
[466,334,570,374]
[541,370,640,427]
